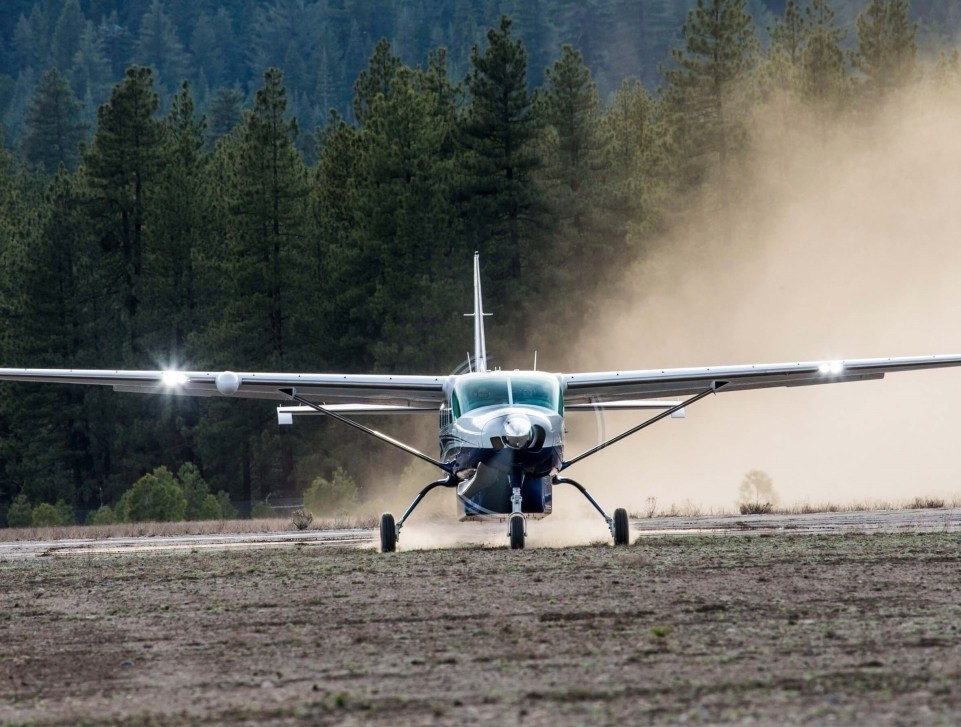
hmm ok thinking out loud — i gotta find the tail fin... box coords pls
[471,251,488,373]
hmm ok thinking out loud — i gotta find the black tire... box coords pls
[509,514,525,550]
[613,507,630,546]
[380,512,397,553]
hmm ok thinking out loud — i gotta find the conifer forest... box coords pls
[0,0,958,525]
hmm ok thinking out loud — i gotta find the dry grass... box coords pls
[628,495,961,520]
[907,496,946,509]
[0,514,379,542]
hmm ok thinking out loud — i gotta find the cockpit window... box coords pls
[453,374,561,415]
[456,378,510,414]
[510,375,559,411]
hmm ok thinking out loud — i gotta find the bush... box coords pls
[216,490,238,519]
[178,463,217,520]
[251,502,276,519]
[737,470,779,513]
[909,496,945,509]
[193,493,223,520]
[123,466,188,522]
[7,494,33,528]
[303,467,358,515]
[290,507,313,530]
[86,505,117,525]
[739,501,774,515]
[31,500,73,527]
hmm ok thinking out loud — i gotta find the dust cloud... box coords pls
[559,84,961,513]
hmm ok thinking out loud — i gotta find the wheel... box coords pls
[509,514,525,550]
[613,507,630,546]
[380,512,397,553]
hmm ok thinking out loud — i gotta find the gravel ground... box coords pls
[2,532,961,725]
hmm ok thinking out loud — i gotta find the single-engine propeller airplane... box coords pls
[3,253,961,551]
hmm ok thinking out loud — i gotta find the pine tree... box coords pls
[143,81,207,365]
[206,86,245,146]
[12,5,51,73]
[801,0,848,111]
[135,0,189,95]
[764,0,807,99]
[769,0,807,66]
[352,60,463,372]
[50,0,87,72]
[70,22,114,122]
[21,69,87,173]
[217,67,309,366]
[458,16,545,336]
[537,45,618,300]
[311,111,367,369]
[2,167,100,510]
[352,38,403,126]
[663,0,760,195]
[84,66,165,359]
[854,0,919,100]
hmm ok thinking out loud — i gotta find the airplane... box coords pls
[3,252,961,551]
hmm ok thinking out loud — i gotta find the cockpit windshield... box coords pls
[452,374,561,416]
[510,375,558,410]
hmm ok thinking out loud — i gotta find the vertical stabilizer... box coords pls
[471,252,488,373]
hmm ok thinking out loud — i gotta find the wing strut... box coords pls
[559,381,728,471]
[280,389,453,473]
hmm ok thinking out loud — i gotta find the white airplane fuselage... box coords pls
[440,371,565,520]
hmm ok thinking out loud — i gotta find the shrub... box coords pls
[909,496,945,509]
[251,502,276,519]
[7,494,33,528]
[216,490,238,519]
[737,470,779,513]
[123,466,188,522]
[290,507,313,530]
[86,505,117,525]
[31,501,72,526]
[739,501,774,515]
[178,463,217,520]
[193,493,223,520]
[303,467,358,515]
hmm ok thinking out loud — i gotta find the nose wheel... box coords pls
[508,513,526,549]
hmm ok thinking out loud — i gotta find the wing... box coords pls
[562,354,961,404]
[0,368,448,406]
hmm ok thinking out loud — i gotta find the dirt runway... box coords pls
[3,524,961,725]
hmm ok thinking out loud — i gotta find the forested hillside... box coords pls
[1,0,959,147]
[0,0,958,525]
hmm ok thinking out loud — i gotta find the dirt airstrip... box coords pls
[2,531,961,725]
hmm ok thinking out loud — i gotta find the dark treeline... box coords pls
[1,0,960,154]
[0,0,958,524]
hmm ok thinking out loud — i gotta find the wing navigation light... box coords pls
[161,370,189,387]
[818,361,844,376]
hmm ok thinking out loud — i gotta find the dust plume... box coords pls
[560,84,961,513]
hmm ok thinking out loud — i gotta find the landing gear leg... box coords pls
[553,476,631,546]
[508,485,526,550]
[380,474,456,553]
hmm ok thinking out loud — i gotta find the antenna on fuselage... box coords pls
[464,251,490,373]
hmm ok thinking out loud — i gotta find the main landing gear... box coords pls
[378,473,630,552]
[553,476,631,547]
[379,475,457,553]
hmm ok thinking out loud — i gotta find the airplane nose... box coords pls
[504,414,532,449]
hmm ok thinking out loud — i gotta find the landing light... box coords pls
[161,370,189,387]
[818,361,844,376]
